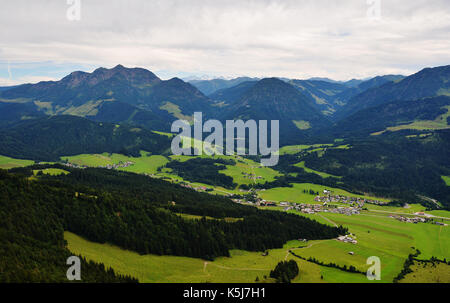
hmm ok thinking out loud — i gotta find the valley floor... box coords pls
[65,205,450,283]
[3,152,449,283]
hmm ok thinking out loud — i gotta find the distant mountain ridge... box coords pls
[210,75,406,118]
[1,64,449,145]
[337,65,450,119]
[219,78,330,144]
[0,65,212,130]
[189,77,260,96]
[325,95,450,138]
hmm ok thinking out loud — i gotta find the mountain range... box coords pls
[0,64,449,148]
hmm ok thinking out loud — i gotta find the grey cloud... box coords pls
[0,0,449,81]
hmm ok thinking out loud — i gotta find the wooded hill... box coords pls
[1,165,346,282]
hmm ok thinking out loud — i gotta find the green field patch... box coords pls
[292,120,311,130]
[176,213,243,223]
[428,210,450,219]
[33,168,69,176]
[152,130,175,138]
[442,176,450,186]
[259,183,389,204]
[219,157,281,186]
[282,209,449,282]
[372,105,450,135]
[294,161,342,179]
[61,151,169,174]
[66,232,302,283]
[0,155,34,169]
[278,144,332,155]
[400,261,450,283]
[61,100,103,117]
[66,231,377,283]
[160,102,193,123]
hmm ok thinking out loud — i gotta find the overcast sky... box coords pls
[0,0,449,85]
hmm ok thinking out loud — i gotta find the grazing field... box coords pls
[259,183,390,203]
[372,106,450,135]
[65,232,367,283]
[33,168,69,176]
[292,120,311,130]
[160,102,193,123]
[278,144,332,155]
[363,203,426,214]
[287,209,450,281]
[219,157,282,186]
[65,199,450,284]
[399,261,450,283]
[0,155,34,169]
[61,151,169,174]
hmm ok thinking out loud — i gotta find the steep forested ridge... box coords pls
[0,115,172,161]
[2,165,345,269]
[0,170,137,282]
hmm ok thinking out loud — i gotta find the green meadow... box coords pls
[62,151,169,174]
[65,232,367,283]
[0,155,34,169]
[288,209,450,281]
[259,183,390,203]
[278,144,332,155]
[64,199,450,283]
[3,147,450,283]
[400,261,450,283]
[219,157,282,186]
[442,175,450,186]
[33,168,69,176]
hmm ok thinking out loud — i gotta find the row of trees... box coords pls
[289,251,365,275]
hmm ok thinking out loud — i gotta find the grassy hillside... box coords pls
[259,183,390,203]
[0,155,34,169]
[62,151,169,174]
[400,261,450,283]
[65,232,368,283]
[66,204,450,283]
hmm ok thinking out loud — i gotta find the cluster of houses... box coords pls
[99,161,134,170]
[179,183,213,192]
[62,162,87,169]
[277,202,361,216]
[63,161,135,170]
[389,214,428,224]
[231,198,276,206]
[241,172,263,180]
[337,235,358,244]
[314,191,388,207]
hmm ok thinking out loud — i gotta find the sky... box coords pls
[0,0,449,85]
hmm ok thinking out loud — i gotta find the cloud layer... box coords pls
[1,0,449,84]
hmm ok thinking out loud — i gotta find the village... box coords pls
[99,161,134,170]
[314,190,389,206]
[62,160,135,170]
[179,182,214,192]
[241,172,263,180]
[389,214,428,224]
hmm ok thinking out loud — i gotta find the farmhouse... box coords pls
[337,235,357,244]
